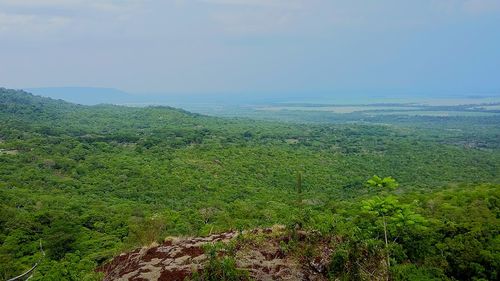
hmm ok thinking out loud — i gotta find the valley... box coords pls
[0,88,498,280]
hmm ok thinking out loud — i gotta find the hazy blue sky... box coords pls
[1,0,499,96]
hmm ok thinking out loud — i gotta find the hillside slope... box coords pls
[0,88,498,280]
[100,183,500,281]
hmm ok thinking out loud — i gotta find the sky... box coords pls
[0,0,499,97]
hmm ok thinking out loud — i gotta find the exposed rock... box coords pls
[98,227,331,281]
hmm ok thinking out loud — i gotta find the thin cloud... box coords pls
[462,0,500,14]
[0,0,144,35]
[197,0,303,9]
[0,12,70,34]
[196,0,305,35]
[210,10,293,34]
[431,0,500,16]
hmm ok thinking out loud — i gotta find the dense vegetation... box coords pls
[0,88,498,280]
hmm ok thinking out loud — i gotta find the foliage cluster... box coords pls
[189,243,250,281]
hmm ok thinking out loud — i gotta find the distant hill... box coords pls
[0,88,79,120]
[23,87,274,106]
[0,87,206,138]
[25,87,137,105]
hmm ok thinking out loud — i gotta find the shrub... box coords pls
[188,244,250,281]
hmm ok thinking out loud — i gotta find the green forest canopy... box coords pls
[0,88,499,280]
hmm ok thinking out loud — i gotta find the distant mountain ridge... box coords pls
[22,87,500,108]
[25,87,136,105]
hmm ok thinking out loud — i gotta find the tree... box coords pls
[362,196,397,276]
[362,176,426,280]
[296,172,303,194]
[366,175,399,190]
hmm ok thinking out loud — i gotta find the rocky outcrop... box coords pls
[98,226,331,281]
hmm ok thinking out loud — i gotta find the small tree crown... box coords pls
[366,175,399,190]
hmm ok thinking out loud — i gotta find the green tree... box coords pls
[296,171,303,194]
[362,176,426,280]
[366,175,399,190]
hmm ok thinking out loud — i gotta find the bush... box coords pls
[189,244,250,281]
[391,264,448,281]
